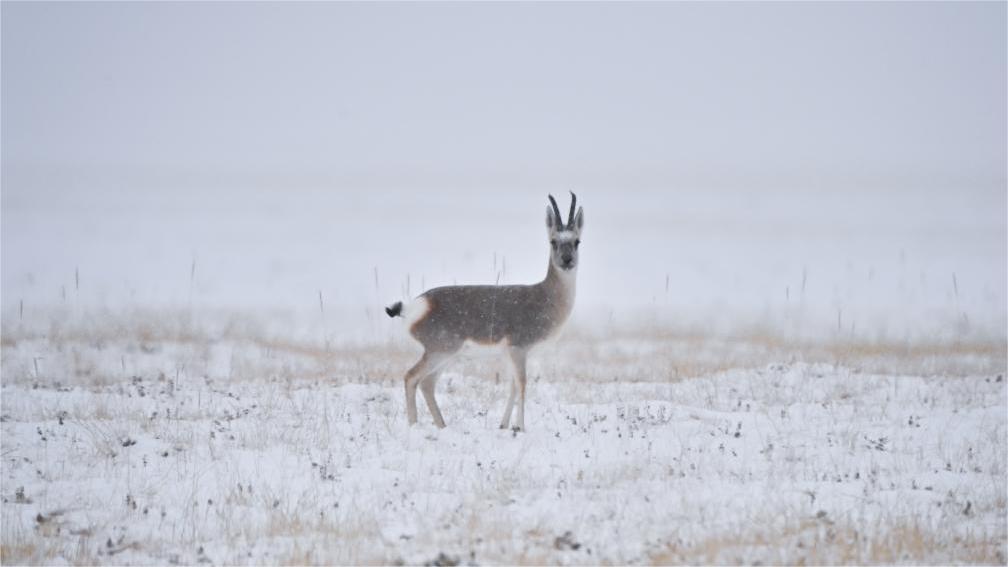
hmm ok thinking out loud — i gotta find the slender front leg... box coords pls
[507,347,529,431]
[499,377,517,429]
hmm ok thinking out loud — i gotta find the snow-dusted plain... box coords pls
[1,310,1005,565]
[2,179,1006,564]
[2,180,1007,564]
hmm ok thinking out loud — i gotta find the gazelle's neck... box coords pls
[544,261,577,316]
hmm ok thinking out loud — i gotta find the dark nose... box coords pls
[561,253,573,264]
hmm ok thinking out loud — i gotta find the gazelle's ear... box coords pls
[546,205,556,230]
[574,207,584,231]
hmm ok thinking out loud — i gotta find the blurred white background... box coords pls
[3,2,1005,341]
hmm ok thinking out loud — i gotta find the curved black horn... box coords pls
[547,194,564,228]
[567,191,577,227]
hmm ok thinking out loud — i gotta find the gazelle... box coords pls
[386,192,584,431]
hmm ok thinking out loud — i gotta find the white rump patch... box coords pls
[402,296,432,328]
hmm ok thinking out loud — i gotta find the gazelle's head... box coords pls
[546,192,584,272]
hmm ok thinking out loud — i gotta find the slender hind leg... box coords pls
[404,350,455,426]
[404,353,431,425]
[420,372,446,428]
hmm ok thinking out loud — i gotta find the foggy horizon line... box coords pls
[4,160,1003,194]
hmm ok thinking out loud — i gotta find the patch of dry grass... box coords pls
[0,533,99,566]
[566,323,1006,379]
[649,518,1007,565]
[4,308,1003,387]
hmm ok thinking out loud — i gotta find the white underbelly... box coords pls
[459,338,511,358]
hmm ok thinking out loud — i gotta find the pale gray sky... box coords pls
[3,2,1005,192]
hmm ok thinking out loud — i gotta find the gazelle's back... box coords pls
[411,282,569,350]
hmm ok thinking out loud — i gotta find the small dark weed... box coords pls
[425,551,460,566]
[554,531,582,551]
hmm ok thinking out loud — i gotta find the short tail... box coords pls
[385,301,403,318]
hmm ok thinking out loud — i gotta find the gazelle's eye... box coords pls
[550,240,557,249]
[575,239,581,248]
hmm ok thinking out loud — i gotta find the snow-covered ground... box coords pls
[2,180,1005,564]
[1,311,1005,564]
[2,177,1006,564]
